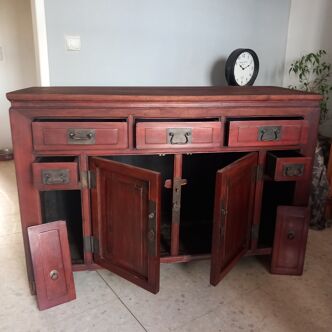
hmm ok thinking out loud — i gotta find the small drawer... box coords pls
[32,121,128,151]
[266,151,311,181]
[136,121,223,149]
[271,206,309,275]
[32,157,79,191]
[228,120,308,147]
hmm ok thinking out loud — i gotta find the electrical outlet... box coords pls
[65,36,81,51]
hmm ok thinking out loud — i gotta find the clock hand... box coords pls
[243,61,253,69]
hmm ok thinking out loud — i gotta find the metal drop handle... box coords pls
[68,131,95,140]
[258,126,281,142]
[169,131,191,144]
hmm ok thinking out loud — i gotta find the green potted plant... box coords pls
[289,50,332,229]
[289,49,332,123]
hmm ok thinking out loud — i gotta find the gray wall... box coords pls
[45,0,291,86]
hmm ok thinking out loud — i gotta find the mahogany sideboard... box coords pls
[7,86,320,301]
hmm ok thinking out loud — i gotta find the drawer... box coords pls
[32,157,79,191]
[136,121,223,149]
[271,206,309,275]
[228,120,309,147]
[32,121,128,151]
[266,151,311,181]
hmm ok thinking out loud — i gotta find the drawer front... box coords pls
[32,162,79,190]
[266,153,311,181]
[28,221,76,310]
[228,120,308,147]
[32,122,128,151]
[271,206,309,275]
[136,121,223,149]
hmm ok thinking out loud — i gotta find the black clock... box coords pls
[225,48,259,86]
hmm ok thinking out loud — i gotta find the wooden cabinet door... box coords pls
[210,152,257,286]
[89,157,161,293]
[271,206,309,275]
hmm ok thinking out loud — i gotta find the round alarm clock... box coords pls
[225,49,259,86]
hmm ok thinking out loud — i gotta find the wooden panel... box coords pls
[28,220,76,310]
[32,161,79,190]
[32,122,128,151]
[90,157,161,293]
[136,121,223,149]
[210,152,257,286]
[228,120,308,147]
[266,152,311,181]
[271,206,309,275]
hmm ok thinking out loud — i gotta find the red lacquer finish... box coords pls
[228,120,309,147]
[32,121,128,151]
[7,86,320,304]
[136,121,223,149]
[89,157,161,293]
[28,220,76,310]
[271,206,309,275]
[210,153,257,286]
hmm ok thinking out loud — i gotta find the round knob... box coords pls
[49,270,59,280]
[148,212,155,219]
[287,231,295,240]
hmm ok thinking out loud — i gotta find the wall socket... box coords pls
[65,36,81,51]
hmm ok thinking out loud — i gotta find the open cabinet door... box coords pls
[210,152,257,286]
[89,157,161,293]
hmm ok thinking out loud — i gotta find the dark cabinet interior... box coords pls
[40,190,84,264]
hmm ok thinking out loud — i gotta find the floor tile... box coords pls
[98,256,268,332]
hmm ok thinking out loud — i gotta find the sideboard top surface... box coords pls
[7,86,321,103]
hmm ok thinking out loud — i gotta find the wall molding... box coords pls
[30,0,50,86]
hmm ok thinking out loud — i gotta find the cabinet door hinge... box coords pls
[83,236,99,254]
[252,165,263,182]
[147,200,157,256]
[251,224,260,241]
[81,170,96,189]
[220,201,227,238]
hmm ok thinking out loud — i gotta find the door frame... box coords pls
[30,0,50,86]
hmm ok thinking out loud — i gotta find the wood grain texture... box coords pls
[136,121,223,149]
[210,152,257,286]
[266,152,311,181]
[228,120,309,147]
[7,86,322,103]
[89,157,161,293]
[32,161,79,191]
[28,220,76,310]
[32,122,128,151]
[7,86,320,296]
[271,206,309,275]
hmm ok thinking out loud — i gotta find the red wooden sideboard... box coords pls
[7,86,320,303]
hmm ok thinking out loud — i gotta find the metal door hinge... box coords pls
[148,200,157,256]
[81,170,96,189]
[84,236,99,254]
[251,224,260,241]
[252,165,263,182]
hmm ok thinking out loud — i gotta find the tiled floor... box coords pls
[1,160,331,332]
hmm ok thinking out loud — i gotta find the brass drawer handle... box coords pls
[283,164,304,177]
[167,128,192,145]
[42,169,70,185]
[258,126,281,141]
[67,129,96,144]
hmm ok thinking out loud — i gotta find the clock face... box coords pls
[233,52,255,86]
